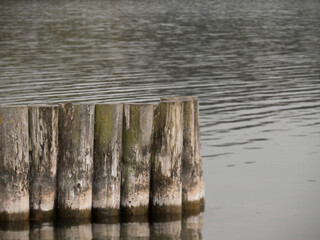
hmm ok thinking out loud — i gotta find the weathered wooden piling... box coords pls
[150,100,184,221]
[193,97,205,212]
[56,103,95,219]
[93,104,123,222]
[121,103,154,220]
[0,106,29,222]
[28,105,58,220]
[0,96,204,224]
[161,96,205,213]
[29,222,54,240]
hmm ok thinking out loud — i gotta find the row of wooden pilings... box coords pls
[0,96,204,223]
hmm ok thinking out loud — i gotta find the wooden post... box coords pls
[150,100,184,221]
[121,103,154,220]
[161,96,205,213]
[193,97,205,211]
[57,103,95,220]
[0,106,29,222]
[28,105,58,220]
[93,103,123,222]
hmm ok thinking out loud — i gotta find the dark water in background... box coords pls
[1,0,320,239]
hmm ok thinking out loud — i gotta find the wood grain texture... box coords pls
[29,105,58,220]
[57,103,95,219]
[161,96,205,213]
[121,103,154,220]
[93,104,123,222]
[0,106,29,222]
[151,100,184,221]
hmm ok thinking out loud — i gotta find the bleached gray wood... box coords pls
[57,103,95,219]
[121,103,154,220]
[0,106,29,222]
[161,96,205,213]
[93,103,123,222]
[150,100,184,221]
[193,97,205,211]
[28,105,58,220]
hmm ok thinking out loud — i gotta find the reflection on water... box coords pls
[54,223,93,240]
[1,0,320,239]
[30,223,54,240]
[92,223,120,239]
[0,213,203,240]
[0,223,29,240]
[120,222,150,239]
[150,220,181,239]
[181,213,203,240]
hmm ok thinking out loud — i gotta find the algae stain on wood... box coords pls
[57,103,94,219]
[0,106,29,222]
[93,104,123,221]
[95,106,114,149]
[151,100,184,220]
[121,103,154,218]
[160,96,205,213]
[28,105,58,220]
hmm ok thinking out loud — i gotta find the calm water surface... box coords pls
[1,0,320,239]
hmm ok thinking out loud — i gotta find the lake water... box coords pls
[1,0,320,239]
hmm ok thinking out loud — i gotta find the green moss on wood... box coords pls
[0,212,29,223]
[30,209,54,221]
[95,105,115,150]
[56,208,91,220]
[123,104,147,174]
